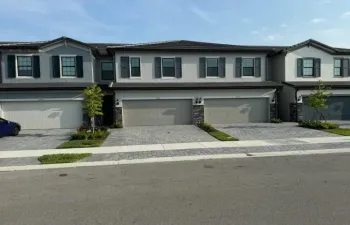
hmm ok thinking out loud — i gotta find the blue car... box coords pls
[0,118,21,137]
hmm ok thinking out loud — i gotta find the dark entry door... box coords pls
[102,95,114,126]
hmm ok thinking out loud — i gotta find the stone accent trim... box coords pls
[192,105,204,125]
[115,107,123,125]
[269,103,277,121]
[290,103,303,122]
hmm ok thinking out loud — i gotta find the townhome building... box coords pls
[1,37,349,130]
[270,39,350,122]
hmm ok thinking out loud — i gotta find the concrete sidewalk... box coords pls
[1,136,350,159]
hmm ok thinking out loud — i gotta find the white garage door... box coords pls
[205,98,269,124]
[123,99,192,126]
[1,101,83,129]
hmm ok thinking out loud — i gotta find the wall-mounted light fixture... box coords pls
[271,97,276,104]
[297,96,302,103]
[116,99,120,106]
[194,97,203,105]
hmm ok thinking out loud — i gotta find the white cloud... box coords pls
[280,23,288,28]
[264,34,283,42]
[311,18,326,23]
[242,18,251,23]
[341,11,350,19]
[190,6,215,24]
[251,30,260,35]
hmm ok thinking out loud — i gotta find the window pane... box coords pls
[243,67,254,76]
[130,58,140,67]
[242,58,254,67]
[334,59,342,68]
[17,56,32,77]
[162,58,174,67]
[206,58,218,67]
[62,57,75,66]
[207,67,218,77]
[303,59,313,67]
[334,68,341,76]
[303,68,313,76]
[102,62,113,71]
[162,67,175,77]
[62,67,76,76]
[131,67,141,77]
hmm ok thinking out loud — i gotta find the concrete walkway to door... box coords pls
[102,125,217,146]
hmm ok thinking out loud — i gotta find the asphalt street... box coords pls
[1,153,350,225]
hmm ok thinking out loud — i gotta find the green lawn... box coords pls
[57,140,104,149]
[38,153,92,164]
[209,131,239,141]
[325,128,350,136]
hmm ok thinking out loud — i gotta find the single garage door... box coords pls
[303,96,350,120]
[205,98,269,124]
[123,99,192,126]
[1,101,83,129]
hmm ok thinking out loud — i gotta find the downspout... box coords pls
[294,87,299,121]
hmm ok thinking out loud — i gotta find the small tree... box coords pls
[83,84,104,133]
[308,80,331,121]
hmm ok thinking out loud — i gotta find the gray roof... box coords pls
[111,81,282,90]
[283,81,350,89]
[0,82,92,90]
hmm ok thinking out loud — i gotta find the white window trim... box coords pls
[334,58,343,77]
[241,57,255,77]
[205,57,220,78]
[59,54,77,78]
[15,54,35,79]
[100,60,114,81]
[161,57,176,78]
[129,57,142,79]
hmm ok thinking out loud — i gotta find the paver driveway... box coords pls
[213,123,339,141]
[103,125,216,146]
[0,129,73,151]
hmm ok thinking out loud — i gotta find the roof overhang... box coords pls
[282,81,350,90]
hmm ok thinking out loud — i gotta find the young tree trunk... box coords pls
[91,117,95,134]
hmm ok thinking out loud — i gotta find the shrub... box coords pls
[70,130,110,140]
[271,118,282,123]
[298,120,339,130]
[112,122,123,129]
[77,123,91,132]
[198,122,216,132]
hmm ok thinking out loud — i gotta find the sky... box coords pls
[0,0,350,47]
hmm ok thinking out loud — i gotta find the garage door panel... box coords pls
[303,97,350,120]
[205,98,268,124]
[123,100,192,126]
[2,101,82,129]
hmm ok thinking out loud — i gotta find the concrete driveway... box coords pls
[213,123,339,141]
[103,125,216,146]
[0,129,73,151]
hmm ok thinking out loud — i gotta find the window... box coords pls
[130,57,141,77]
[162,58,175,77]
[17,56,33,77]
[334,59,342,76]
[61,56,76,77]
[242,58,254,77]
[303,59,314,76]
[206,58,218,77]
[101,62,114,80]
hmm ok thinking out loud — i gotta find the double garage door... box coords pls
[303,96,350,120]
[122,98,269,126]
[1,101,83,129]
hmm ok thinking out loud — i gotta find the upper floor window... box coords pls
[130,57,141,77]
[17,56,33,77]
[101,62,114,80]
[162,58,175,77]
[334,59,342,76]
[242,58,254,77]
[206,58,219,77]
[61,56,76,77]
[302,59,314,77]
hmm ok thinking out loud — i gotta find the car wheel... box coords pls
[12,126,20,136]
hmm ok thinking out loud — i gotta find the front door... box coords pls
[102,95,115,126]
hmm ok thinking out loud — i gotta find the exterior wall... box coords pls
[269,54,285,82]
[114,89,276,104]
[114,52,267,83]
[0,91,84,101]
[1,43,94,83]
[285,46,350,82]
[298,89,350,99]
[94,56,114,84]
